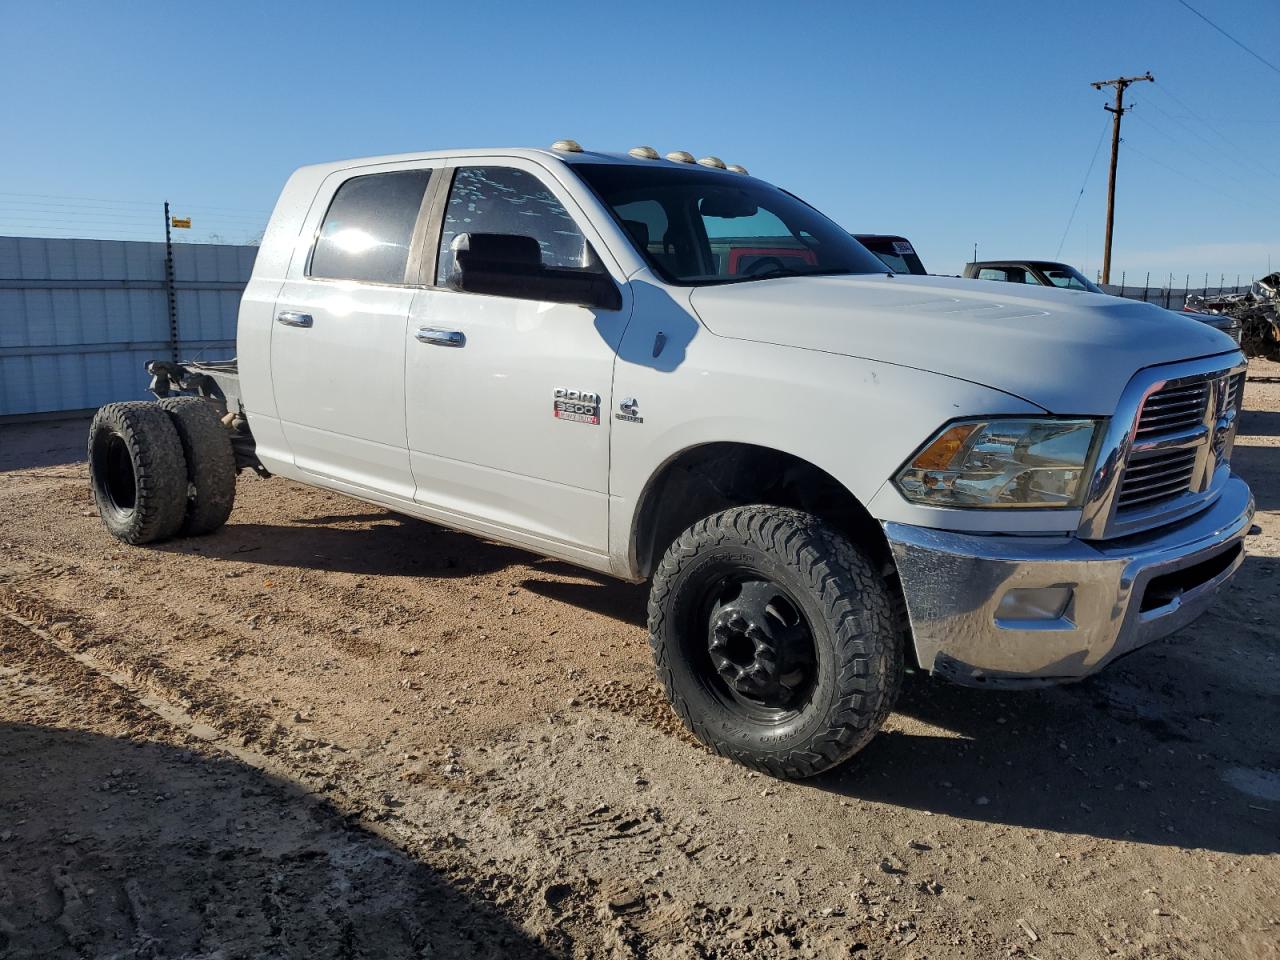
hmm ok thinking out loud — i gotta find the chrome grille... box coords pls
[1117,367,1240,517]
[1078,355,1247,540]
[1224,370,1245,412]
[1117,448,1198,509]
[1133,381,1211,438]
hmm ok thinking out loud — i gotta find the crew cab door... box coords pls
[269,162,440,499]
[405,161,631,559]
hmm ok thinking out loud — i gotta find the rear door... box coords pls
[270,162,440,499]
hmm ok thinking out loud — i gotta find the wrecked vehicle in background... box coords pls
[1186,273,1280,360]
[967,259,1242,343]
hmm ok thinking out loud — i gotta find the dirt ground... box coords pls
[1,362,1278,960]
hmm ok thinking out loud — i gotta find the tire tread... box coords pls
[87,401,188,545]
[158,397,236,536]
[647,505,903,780]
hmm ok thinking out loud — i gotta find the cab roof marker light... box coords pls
[727,163,749,175]
[666,151,695,163]
[628,145,660,159]
[697,156,727,169]
[551,139,583,153]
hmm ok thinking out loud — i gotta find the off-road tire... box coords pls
[88,401,189,545]
[648,505,903,779]
[158,396,236,536]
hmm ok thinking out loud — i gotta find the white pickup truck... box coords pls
[88,142,1254,779]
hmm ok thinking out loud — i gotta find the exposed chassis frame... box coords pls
[146,360,269,477]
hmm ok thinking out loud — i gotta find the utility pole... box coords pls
[1091,71,1153,284]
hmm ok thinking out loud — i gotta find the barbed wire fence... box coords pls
[0,192,269,247]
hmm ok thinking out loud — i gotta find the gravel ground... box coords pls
[1,361,1277,959]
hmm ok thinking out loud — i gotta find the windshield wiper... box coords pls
[741,266,856,282]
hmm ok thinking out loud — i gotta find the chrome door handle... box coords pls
[276,311,313,328]
[415,328,465,347]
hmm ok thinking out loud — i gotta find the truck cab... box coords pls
[91,142,1254,780]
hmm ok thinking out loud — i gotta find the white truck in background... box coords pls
[88,142,1254,779]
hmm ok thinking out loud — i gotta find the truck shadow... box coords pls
[0,722,559,958]
[1230,440,1278,510]
[813,550,1279,855]
[517,561,1279,855]
[173,512,565,580]
[1236,389,1279,501]
[507,546,1277,857]
[1237,407,1280,439]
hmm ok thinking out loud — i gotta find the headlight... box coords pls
[894,418,1101,509]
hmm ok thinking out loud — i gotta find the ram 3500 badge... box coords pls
[553,387,601,425]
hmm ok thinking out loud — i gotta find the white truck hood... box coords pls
[688,273,1238,414]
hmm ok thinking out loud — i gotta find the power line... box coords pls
[0,203,267,222]
[1151,81,1280,179]
[1056,118,1110,259]
[1172,0,1280,78]
[1125,110,1280,206]
[0,191,271,215]
[1122,139,1259,210]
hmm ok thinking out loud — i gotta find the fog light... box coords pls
[996,586,1074,624]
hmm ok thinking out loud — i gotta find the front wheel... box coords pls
[647,506,902,779]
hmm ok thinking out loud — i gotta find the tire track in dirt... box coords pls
[1,584,906,958]
[0,613,563,959]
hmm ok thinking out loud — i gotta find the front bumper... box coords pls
[885,476,1254,686]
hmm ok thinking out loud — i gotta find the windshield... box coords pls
[1040,264,1102,294]
[572,164,888,285]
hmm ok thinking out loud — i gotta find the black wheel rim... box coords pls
[98,432,137,512]
[693,571,819,724]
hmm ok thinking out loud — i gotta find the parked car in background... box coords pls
[854,234,927,275]
[964,259,1104,292]
[967,259,1242,342]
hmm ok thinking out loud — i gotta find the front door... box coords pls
[270,163,438,499]
[405,161,632,557]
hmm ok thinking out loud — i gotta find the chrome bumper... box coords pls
[885,476,1254,686]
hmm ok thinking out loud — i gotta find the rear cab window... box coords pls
[309,169,432,284]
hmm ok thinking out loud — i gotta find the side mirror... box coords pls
[446,232,621,311]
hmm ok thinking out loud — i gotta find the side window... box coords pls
[436,167,596,284]
[309,169,431,284]
[978,267,1041,285]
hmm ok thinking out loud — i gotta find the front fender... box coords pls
[606,284,1045,577]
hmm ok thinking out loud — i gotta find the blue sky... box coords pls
[2,0,1276,285]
